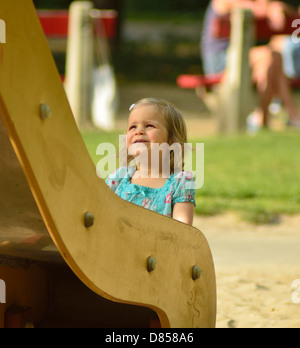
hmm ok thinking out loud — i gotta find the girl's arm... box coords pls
[173,202,195,226]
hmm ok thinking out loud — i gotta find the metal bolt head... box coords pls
[39,103,51,120]
[192,265,202,281]
[147,257,157,273]
[84,212,95,228]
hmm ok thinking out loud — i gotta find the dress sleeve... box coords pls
[105,167,127,193]
[172,171,196,207]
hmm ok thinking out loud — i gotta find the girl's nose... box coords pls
[135,127,145,135]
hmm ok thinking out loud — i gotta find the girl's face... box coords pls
[126,104,169,152]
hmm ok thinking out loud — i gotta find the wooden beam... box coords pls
[218,8,257,133]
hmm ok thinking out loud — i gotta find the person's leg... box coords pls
[272,36,300,124]
[274,52,300,122]
[250,46,300,127]
[250,46,275,127]
[202,50,227,75]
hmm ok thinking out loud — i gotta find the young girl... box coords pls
[105,98,196,226]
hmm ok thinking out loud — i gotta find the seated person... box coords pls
[201,0,300,128]
[269,34,300,127]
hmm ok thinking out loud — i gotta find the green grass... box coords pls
[81,129,300,224]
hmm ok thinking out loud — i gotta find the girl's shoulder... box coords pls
[172,171,196,207]
[173,171,195,188]
[105,167,133,190]
[174,171,194,180]
[106,167,131,180]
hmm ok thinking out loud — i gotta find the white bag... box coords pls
[91,10,118,130]
[92,63,118,130]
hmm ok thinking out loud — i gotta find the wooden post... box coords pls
[218,8,257,134]
[65,1,94,128]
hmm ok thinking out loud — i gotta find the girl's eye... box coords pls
[128,124,154,131]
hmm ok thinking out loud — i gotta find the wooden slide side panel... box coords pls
[0,115,61,262]
[0,0,216,328]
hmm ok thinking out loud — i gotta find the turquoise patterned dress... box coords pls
[105,167,196,218]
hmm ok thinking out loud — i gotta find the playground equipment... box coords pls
[0,0,216,328]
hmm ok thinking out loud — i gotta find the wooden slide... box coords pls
[0,0,216,328]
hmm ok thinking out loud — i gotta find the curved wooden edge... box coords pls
[0,0,216,328]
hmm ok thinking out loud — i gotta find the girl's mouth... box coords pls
[134,140,148,144]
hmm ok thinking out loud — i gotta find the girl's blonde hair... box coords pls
[127,98,187,173]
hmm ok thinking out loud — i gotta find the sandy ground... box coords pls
[193,213,300,328]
